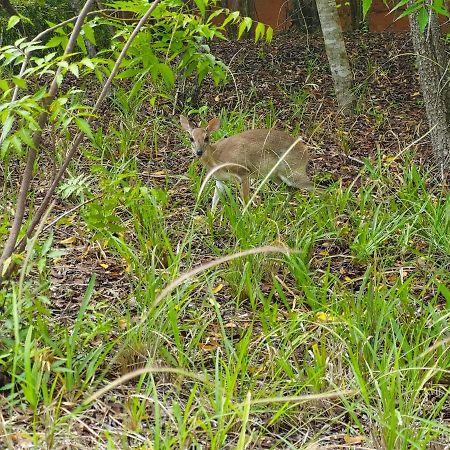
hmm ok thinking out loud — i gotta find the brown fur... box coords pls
[180,116,311,208]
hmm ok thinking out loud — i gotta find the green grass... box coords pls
[0,107,449,449]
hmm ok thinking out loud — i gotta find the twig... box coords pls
[0,0,96,282]
[43,195,100,232]
[0,8,113,146]
[13,0,161,262]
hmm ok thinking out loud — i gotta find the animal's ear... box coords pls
[180,115,192,132]
[207,117,220,133]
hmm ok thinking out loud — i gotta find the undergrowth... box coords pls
[0,104,449,449]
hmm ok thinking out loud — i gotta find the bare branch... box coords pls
[0,0,96,281]
[3,0,161,281]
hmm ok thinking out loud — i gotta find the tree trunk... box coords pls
[290,0,321,32]
[349,0,363,30]
[229,0,255,18]
[315,0,354,114]
[409,6,450,167]
[0,0,18,17]
[70,0,97,57]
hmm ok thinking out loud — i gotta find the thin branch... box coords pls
[0,0,96,281]
[0,8,113,146]
[12,0,162,263]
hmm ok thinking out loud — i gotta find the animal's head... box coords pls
[180,115,220,157]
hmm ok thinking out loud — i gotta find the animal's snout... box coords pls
[196,149,203,157]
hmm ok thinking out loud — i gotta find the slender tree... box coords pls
[408,4,450,169]
[315,0,354,114]
[0,0,18,17]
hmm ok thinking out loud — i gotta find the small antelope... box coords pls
[180,115,312,210]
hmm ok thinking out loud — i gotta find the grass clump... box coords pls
[0,107,449,448]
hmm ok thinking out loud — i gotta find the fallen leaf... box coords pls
[199,341,219,352]
[99,263,109,269]
[212,283,224,294]
[150,170,167,177]
[59,236,77,245]
[344,435,366,444]
[316,311,335,322]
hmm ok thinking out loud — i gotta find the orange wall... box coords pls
[223,0,449,33]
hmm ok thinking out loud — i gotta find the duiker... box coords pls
[180,115,312,210]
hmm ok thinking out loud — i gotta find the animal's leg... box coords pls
[240,176,250,206]
[211,180,226,212]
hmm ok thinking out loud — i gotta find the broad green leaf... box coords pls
[18,128,36,149]
[7,15,20,30]
[430,3,450,17]
[363,0,373,17]
[418,7,429,32]
[0,79,9,91]
[12,76,27,89]
[238,21,248,39]
[11,134,22,154]
[398,1,422,18]
[158,63,175,88]
[254,22,265,42]
[266,26,273,42]
[1,115,14,139]
[194,0,206,18]
[76,34,87,54]
[45,36,64,48]
[115,68,142,79]
[206,8,225,24]
[223,10,240,27]
[68,63,79,78]
[82,23,96,45]
[75,117,94,140]
[238,16,253,39]
[80,57,95,69]
[391,0,410,12]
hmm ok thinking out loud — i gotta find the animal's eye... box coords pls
[204,136,209,143]
[189,136,194,142]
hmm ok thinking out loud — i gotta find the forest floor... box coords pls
[2,30,449,449]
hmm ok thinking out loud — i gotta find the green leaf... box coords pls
[194,0,206,18]
[1,115,14,139]
[223,10,240,27]
[7,15,20,30]
[18,128,36,149]
[12,76,27,89]
[45,36,64,48]
[41,231,54,256]
[362,0,373,17]
[238,21,248,39]
[158,63,175,88]
[266,26,273,42]
[417,7,429,32]
[238,16,253,39]
[391,0,409,12]
[75,117,94,140]
[80,57,95,69]
[397,1,422,18]
[254,22,265,42]
[83,24,96,45]
[0,79,9,91]
[76,34,87,54]
[68,63,79,78]
[206,8,225,24]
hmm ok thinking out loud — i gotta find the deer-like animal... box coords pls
[180,115,312,211]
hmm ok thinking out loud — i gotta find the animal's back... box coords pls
[213,128,308,170]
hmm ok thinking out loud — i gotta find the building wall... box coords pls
[224,0,449,33]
